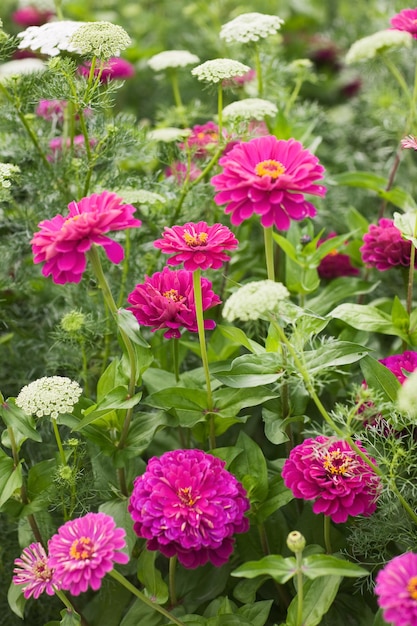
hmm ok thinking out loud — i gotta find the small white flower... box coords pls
[192,58,251,83]
[397,369,417,419]
[223,280,290,322]
[16,376,82,419]
[115,189,166,205]
[222,97,277,121]
[345,29,412,64]
[148,50,200,72]
[17,20,85,56]
[148,127,191,142]
[0,163,20,189]
[220,12,284,44]
[0,58,46,79]
[69,21,131,59]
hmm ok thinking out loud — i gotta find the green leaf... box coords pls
[329,303,407,340]
[286,576,342,626]
[360,355,401,402]
[373,608,390,625]
[302,555,369,579]
[237,601,273,626]
[0,399,42,442]
[232,555,297,584]
[117,308,150,347]
[379,187,417,211]
[272,232,300,263]
[120,598,165,626]
[304,341,369,372]
[255,475,294,523]
[213,353,283,388]
[137,549,169,604]
[213,387,277,414]
[333,171,387,191]
[391,296,410,334]
[207,617,252,626]
[0,451,22,508]
[233,576,269,604]
[217,325,265,355]
[145,387,208,412]
[99,499,137,556]
[307,278,378,315]
[230,432,269,502]
[7,581,25,619]
[59,609,82,626]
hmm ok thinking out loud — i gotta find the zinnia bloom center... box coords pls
[163,288,185,302]
[177,486,199,507]
[408,576,417,600]
[323,450,351,475]
[183,231,209,246]
[255,159,286,179]
[34,561,53,581]
[69,536,95,560]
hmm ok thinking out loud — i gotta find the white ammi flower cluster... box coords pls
[220,12,284,44]
[0,163,20,189]
[223,280,290,322]
[0,58,46,79]
[345,29,412,64]
[17,20,85,56]
[16,376,82,419]
[222,98,277,121]
[191,58,251,83]
[148,50,200,71]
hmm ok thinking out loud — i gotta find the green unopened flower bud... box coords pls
[286,531,306,553]
[60,310,85,333]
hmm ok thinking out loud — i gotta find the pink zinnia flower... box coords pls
[127,267,220,339]
[223,68,256,88]
[165,160,202,183]
[401,134,417,150]
[211,135,326,230]
[128,449,250,568]
[13,542,57,599]
[31,190,141,284]
[47,134,97,160]
[36,99,67,123]
[181,122,225,158]
[360,218,412,271]
[12,7,54,27]
[154,221,238,271]
[281,435,381,523]
[47,512,129,596]
[375,552,417,626]
[317,232,359,280]
[391,8,417,39]
[78,57,135,82]
[379,351,417,384]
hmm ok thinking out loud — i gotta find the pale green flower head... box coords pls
[223,280,290,322]
[393,210,417,246]
[220,12,284,44]
[148,50,200,72]
[69,21,131,60]
[148,127,191,142]
[116,189,166,205]
[16,376,82,419]
[345,29,412,64]
[222,97,277,122]
[0,163,20,189]
[60,310,86,333]
[397,369,417,419]
[192,58,251,83]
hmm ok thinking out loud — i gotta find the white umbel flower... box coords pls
[222,97,277,121]
[17,20,85,56]
[16,376,82,419]
[69,21,131,59]
[148,127,191,142]
[397,369,417,418]
[223,280,290,322]
[148,50,200,71]
[220,12,284,44]
[0,163,20,188]
[192,58,251,83]
[345,29,412,64]
[0,58,46,79]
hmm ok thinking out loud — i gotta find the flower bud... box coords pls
[286,531,306,553]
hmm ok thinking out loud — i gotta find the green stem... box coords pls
[53,0,64,19]
[52,419,67,466]
[383,56,414,109]
[323,515,332,554]
[406,213,417,315]
[295,550,304,626]
[217,83,223,138]
[264,226,275,281]
[169,69,183,109]
[117,229,131,308]
[172,338,180,382]
[108,569,186,626]
[192,270,215,448]
[284,76,303,117]
[254,44,263,96]
[169,556,178,607]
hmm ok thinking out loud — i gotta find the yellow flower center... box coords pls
[177,487,197,507]
[69,536,95,561]
[163,289,184,302]
[183,231,208,247]
[323,450,351,475]
[408,576,417,600]
[255,159,286,179]
[34,560,53,581]
[197,131,218,141]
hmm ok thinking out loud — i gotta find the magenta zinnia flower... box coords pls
[317,232,359,280]
[128,449,250,568]
[181,121,224,158]
[78,57,135,82]
[12,7,54,27]
[211,135,326,230]
[360,218,412,271]
[281,435,381,523]
[375,552,417,626]
[380,351,417,384]
[127,267,220,339]
[391,8,417,39]
[47,512,129,596]
[154,221,238,271]
[31,191,141,284]
[13,542,57,599]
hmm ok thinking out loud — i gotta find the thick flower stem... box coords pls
[253,44,263,96]
[169,69,183,109]
[217,83,223,138]
[169,556,178,607]
[172,338,180,382]
[294,550,304,626]
[192,270,215,448]
[264,226,275,281]
[52,419,67,467]
[109,569,186,626]
[323,515,332,554]
[406,213,417,315]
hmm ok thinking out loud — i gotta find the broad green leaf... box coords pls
[380,188,417,211]
[27,459,57,501]
[145,387,208,411]
[207,617,252,626]
[117,308,150,347]
[75,388,142,429]
[345,205,370,235]
[100,500,137,556]
[333,171,386,191]
[304,341,369,372]
[307,278,378,315]
[286,576,342,626]
[302,555,369,579]
[373,608,390,625]
[97,358,129,399]
[59,610,82,626]
[217,325,265,355]
[124,411,174,454]
[7,581,25,619]
[232,555,297,584]
[272,232,300,263]
[230,432,268,502]
[360,355,401,402]
[237,601,273,626]
[255,475,294,523]
[120,598,165,626]
[137,549,169,604]
[329,303,408,340]
[181,616,207,625]
[391,296,409,334]
[233,576,269,604]
[0,399,41,442]
[0,453,22,508]
[213,387,277,413]
[213,353,283,388]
